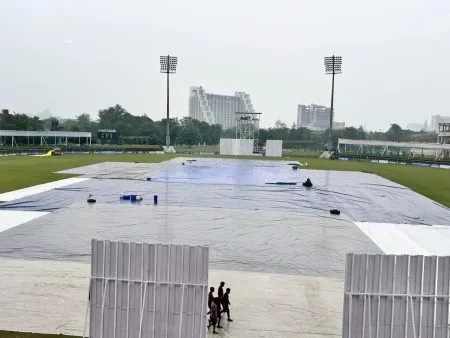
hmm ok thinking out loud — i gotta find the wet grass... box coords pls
[288,157,450,208]
[0,153,449,207]
[0,153,178,193]
[0,332,79,338]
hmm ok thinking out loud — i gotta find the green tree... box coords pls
[50,118,59,131]
[59,119,78,131]
[386,124,403,142]
[76,113,92,131]
[98,105,128,129]
[274,120,287,129]
[158,118,180,144]
[28,116,44,130]
[178,124,201,145]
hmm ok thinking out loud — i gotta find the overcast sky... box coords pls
[1,0,449,130]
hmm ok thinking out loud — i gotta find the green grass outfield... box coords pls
[0,153,449,207]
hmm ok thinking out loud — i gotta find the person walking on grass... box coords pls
[221,288,233,321]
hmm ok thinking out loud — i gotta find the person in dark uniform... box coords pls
[217,281,225,320]
[207,287,215,315]
[302,178,313,187]
[218,282,225,299]
[221,288,233,321]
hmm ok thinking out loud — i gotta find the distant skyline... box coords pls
[28,107,444,133]
[1,0,449,131]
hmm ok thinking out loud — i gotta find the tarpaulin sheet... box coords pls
[56,160,173,179]
[1,158,449,224]
[0,203,380,278]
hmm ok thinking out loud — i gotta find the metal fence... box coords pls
[343,254,450,338]
[87,240,209,338]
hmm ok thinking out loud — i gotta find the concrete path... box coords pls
[0,258,343,337]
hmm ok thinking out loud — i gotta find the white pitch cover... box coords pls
[238,139,253,155]
[265,140,283,157]
[88,240,209,338]
[219,138,233,155]
[343,253,450,338]
[220,138,253,155]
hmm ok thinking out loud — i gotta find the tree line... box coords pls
[255,120,437,149]
[1,106,222,146]
[0,107,437,147]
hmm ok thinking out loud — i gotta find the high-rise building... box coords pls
[189,86,256,130]
[438,123,450,144]
[406,123,426,132]
[297,105,311,127]
[430,115,450,132]
[297,104,334,131]
[333,121,346,130]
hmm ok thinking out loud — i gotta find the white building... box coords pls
[333,121,346,130]
[438,123,450,144]
[405,123,426,132]
[189,86,256,130]
[430,115,450,132]
[297,104,344,131]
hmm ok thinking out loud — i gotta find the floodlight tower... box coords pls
[160,55,178,147]
[324,55,342,153]
[235,112,262,152]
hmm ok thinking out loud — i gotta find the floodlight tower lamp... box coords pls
[160,55,178,147]
[324,56,342,74]
[324,55,342,153]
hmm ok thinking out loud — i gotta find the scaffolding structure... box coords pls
[235,112,261,152]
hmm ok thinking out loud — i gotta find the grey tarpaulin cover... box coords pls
[1,158,449,225]
[0,203,382,277]
[0,159,448,277]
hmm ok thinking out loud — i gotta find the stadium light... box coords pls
[160,55,178,147]
[324,55,342,153]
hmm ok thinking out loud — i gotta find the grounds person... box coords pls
[207,297,220,334]
[217,281,225,321]
[207,287,214,314]
[221,288,233,321]
[218,281,225,299]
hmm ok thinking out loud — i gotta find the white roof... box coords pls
[0,130,91,138]
[338,138,450,150]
